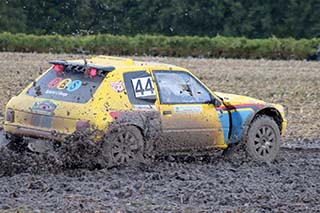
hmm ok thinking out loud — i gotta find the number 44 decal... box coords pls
[131,77,155,98]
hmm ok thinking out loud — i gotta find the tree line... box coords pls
[0,0,319,38]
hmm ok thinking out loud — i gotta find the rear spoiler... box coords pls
[49,60,115,73]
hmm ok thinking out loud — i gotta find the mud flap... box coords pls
[0,129,9,147]
[26,138,55,153]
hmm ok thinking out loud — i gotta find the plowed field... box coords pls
[0,52,319,212]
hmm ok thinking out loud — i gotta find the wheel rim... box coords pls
[253,125,276,158]
[110,130,140,164]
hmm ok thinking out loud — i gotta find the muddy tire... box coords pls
[103,126,145,167]
[246,115,281,162]
[5,133,27,152]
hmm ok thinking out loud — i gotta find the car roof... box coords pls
[66,55,187,73]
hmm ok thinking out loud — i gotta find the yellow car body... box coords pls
[4,56,287,154]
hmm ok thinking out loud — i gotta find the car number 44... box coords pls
[131,77,155,98]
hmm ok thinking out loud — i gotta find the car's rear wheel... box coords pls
[246,115,281,162]
[103,126,145,167]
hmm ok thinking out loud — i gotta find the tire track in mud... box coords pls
[0,136,319,211]
[1,133,320,177]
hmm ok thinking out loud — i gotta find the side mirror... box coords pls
[213,98,222,107]
[223,100,232,107]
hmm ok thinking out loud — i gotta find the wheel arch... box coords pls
[106,110,161,143]
[107,121,145,137]
[105,121,158,159]
[242,107,283,142]
[123,122,146,138]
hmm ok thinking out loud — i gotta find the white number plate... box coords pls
[131,77,155,98]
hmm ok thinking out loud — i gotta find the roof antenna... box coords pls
[82,55,88,66]
[80,51,90,76]
[39,66,43,75]
[81,52,89,75]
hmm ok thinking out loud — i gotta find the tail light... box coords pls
[54,64,65,75]
[76,120,90,131]
[90,68,97,77]
[6,109,14,123]
[109,111,120,120]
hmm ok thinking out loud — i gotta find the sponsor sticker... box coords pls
[47,77,82,92]
[48,77,62,88]
[45,89,68,97]
[57,78,72,90]
[66,80,82,92]
[111,81,125,92]
[31,100,57,115]
[134,105,156,110]
[174,105,203,113]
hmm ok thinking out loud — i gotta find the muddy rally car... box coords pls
[3,56,287,165]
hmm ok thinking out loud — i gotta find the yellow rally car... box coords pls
[4,56,287,164]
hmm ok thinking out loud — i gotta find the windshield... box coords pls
[26,68,105,103]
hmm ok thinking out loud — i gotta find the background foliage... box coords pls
[1,32,319,59]
[1,0,320,38]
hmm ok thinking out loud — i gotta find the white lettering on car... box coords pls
[45,89,69,97]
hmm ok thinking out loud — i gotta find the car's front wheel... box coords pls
[102,126,146,167]
[246,115,281,162]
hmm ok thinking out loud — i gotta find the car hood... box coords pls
[215,92,266,106]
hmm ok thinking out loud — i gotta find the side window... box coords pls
[153,71,212,104]
[123,71,157,105]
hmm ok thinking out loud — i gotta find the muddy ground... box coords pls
[0,136,320,212]
[0,52,319,212]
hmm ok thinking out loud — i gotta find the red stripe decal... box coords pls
[216,103,264,110]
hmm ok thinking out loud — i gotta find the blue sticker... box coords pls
[66,80,82,92]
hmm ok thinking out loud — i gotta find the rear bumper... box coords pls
[4,123,67,141]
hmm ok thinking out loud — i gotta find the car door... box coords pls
[152,70,225,152]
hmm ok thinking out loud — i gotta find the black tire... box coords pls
[102,126,145,167]
[246,115,281,162]
[5,133,27,152]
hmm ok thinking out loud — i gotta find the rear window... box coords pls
[27,68,105,103]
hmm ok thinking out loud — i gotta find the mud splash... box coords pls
[0,134,110,177]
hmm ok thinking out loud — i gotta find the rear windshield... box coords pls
[27,68,105,103]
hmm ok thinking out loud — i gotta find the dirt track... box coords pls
[0,142,319,212]
[0,53,319,211]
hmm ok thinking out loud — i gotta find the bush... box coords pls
[0,32,319,60]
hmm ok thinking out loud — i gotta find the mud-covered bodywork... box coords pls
[3,56,287,155]
[215,92,286,145]
[106,110,161,153]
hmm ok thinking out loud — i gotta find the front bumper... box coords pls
[281,118,287,136]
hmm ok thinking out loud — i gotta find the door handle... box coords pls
[163,110,172,115]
